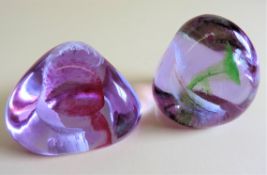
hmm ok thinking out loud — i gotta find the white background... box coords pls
[0,0,266,174]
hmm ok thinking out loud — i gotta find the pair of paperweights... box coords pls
[5,14,259,156]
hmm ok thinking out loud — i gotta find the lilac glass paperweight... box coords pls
[153,14,259,128]
[5,41,141,155]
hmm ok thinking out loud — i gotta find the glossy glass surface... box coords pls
[153,15,259,128]
[5,42,141,155]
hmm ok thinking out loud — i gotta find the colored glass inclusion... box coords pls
[153,15,259,128]
[5,41,141,155]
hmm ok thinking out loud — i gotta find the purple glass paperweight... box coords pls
[5,41,141,155]
[153,14,259,128]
